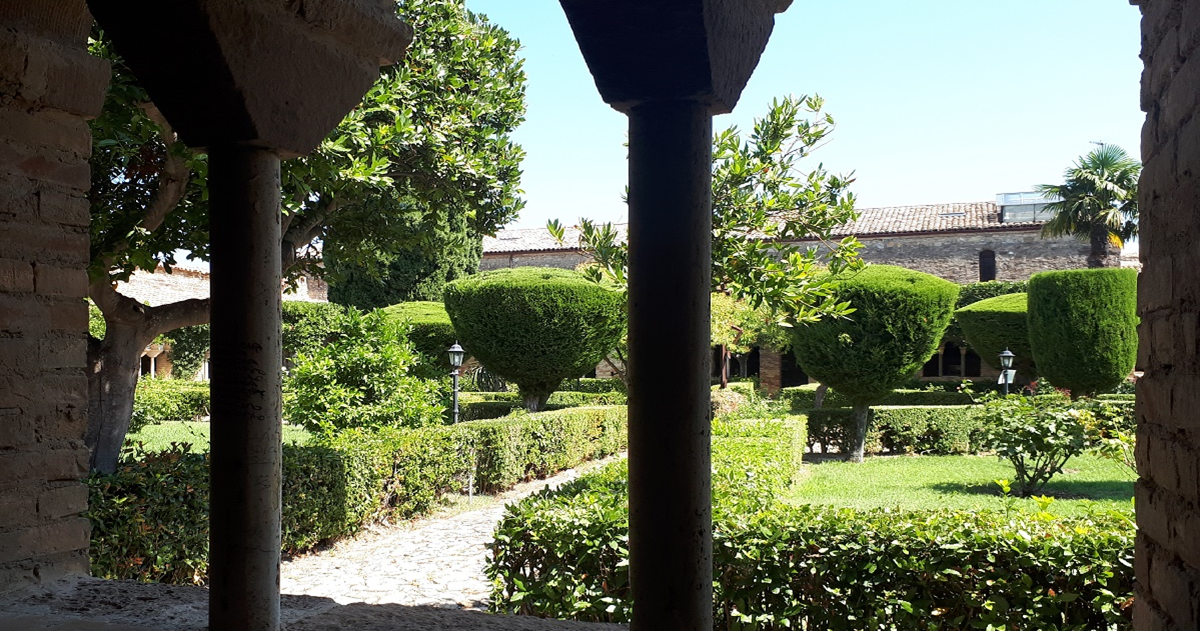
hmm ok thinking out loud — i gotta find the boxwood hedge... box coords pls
[956,292,1037,379]
[380,301,458,369]
[444,267,626,410]
[88,406,627,584]
[781,384,973,410]
[129,380,211,433]
[1028,268,1138,397]
[804,405,984,455]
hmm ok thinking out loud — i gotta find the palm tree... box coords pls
[1035,144,1141,268]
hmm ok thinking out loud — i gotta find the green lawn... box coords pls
[786,453,1134,517]
[125,421,313,452]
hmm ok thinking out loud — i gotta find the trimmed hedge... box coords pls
[805,405,984,455]
[956,292,1037,379]
[560,377,626,394]
[130,380,211,433]
[282,301,349,359]
[489,422,1132,629]
[88,406,628,584]
[459,391,629,422]
[380,301,458,368]
[444,267,626,409]
[1028,268,1138,396]
[781,384,973,410]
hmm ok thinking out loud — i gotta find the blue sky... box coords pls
[465,0,1145,230]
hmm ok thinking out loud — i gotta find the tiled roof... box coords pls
[483,224,628,254]
[116,265,327,305]
[482,202,1043,254]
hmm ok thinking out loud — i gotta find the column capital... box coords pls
[559,0,791,114]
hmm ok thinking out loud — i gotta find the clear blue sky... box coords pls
[466,1,1145,230]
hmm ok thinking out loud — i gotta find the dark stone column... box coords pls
[207,145,284,631]
[626,99,713,631]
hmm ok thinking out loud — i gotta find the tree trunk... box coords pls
[1087,224,1111,268]
[813,383,829,409]
[719,344,729,389]
[86,279,211,472]
[86,320,156,473]
[848,402,870,463]
[522,391,551,412]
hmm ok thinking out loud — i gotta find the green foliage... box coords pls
[281,301,351,360]
[548,95,863,324]
[791,265,960,405]
[444,268,625,410]
[781,384,974,409]
[1036,144,1141,267]
[1028,268,1138,396]
[88,300,106,340]
[803,405,984,456]
[957,280,1029,308]
[458,391,628,422]
[379,301,458,374]
[981,396,1094,496]
[126,421,311,452]
[283,309,444,434]
[559,378,626,394]
[129,380,211,433]
[164,325,209,379]
[956,292,1037,378]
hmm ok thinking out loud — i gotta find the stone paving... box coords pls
[280,456,619,610]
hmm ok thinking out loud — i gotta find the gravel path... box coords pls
[280,457,620,610]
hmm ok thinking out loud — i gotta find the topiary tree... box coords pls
[791,265,960,462]
[956,293,1037,380]
[380,301,459,377]
[443,267,625,411]
[1027,268,1138,397]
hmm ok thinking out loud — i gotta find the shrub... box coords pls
[458,391,628,422]
[282,301,350,360]
[980,396,1093,496]
[791,265,960,461]
[1028,268,1138,397]
[804,405,983,455]
[444,267,626,411]
[129,380,211,433]
[956,292,1037,379]
[781,384,973,410]
[559,377,626,394]
[958,279,1029,307]
[380,301,458,372]
[89,405,629,584]
[283,309,444,434]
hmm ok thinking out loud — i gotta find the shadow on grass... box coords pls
[929,479,1134,501]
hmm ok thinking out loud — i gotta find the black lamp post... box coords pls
[999,348,1015,396]
[448,342,465,424]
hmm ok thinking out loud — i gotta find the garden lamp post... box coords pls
[999,348,1015,396]
[448,342,465,424]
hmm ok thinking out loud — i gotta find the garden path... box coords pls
[279,456,621,610]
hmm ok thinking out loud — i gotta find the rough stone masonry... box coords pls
[0,1,110,593]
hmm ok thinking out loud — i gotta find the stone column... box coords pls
[626,100,713,631]
[959,346,967,379]
[207,146,283,631]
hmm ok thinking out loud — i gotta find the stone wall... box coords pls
[480,251,591,271]
[0,2,110,593]
[848,230,1087,283]
[1134,1,1200,628]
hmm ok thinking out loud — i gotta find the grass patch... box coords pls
[786,453,1133,517]
[126,421,313,451]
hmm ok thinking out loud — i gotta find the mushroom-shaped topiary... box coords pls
[380,301,459,374]
[443,267,626,411]
[956,292,1037,380]
[791,265,960,462]
[1027,268,1138,397]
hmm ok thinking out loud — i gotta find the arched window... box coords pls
[979,250,996,282]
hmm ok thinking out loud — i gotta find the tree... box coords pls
[84,0,527,472]
[790,265,960,463]
[548,95,863,325]
[1027,268,1138,397]
[1035,144,1141,268]
[955,292,1037,380]
[443,267,626,411]
[710,293,789,387]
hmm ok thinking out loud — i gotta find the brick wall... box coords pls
[1134,1,1200,628]
[0,2,109,593]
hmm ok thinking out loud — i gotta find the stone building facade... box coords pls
[0,2,110,592]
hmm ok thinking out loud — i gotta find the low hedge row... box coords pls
[489,435,1133,629]
[781,384,974,410]
[88,406,627,584]
[459,390,628,422]
[805,405,984,455]
[130,380,211,433]
[559,377,626,394]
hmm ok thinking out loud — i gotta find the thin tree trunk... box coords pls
[813,383,829,409]
[86,321,155,473]
[1088,224,1110,268]
[848,402,870,464]
[720,344,729,389]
